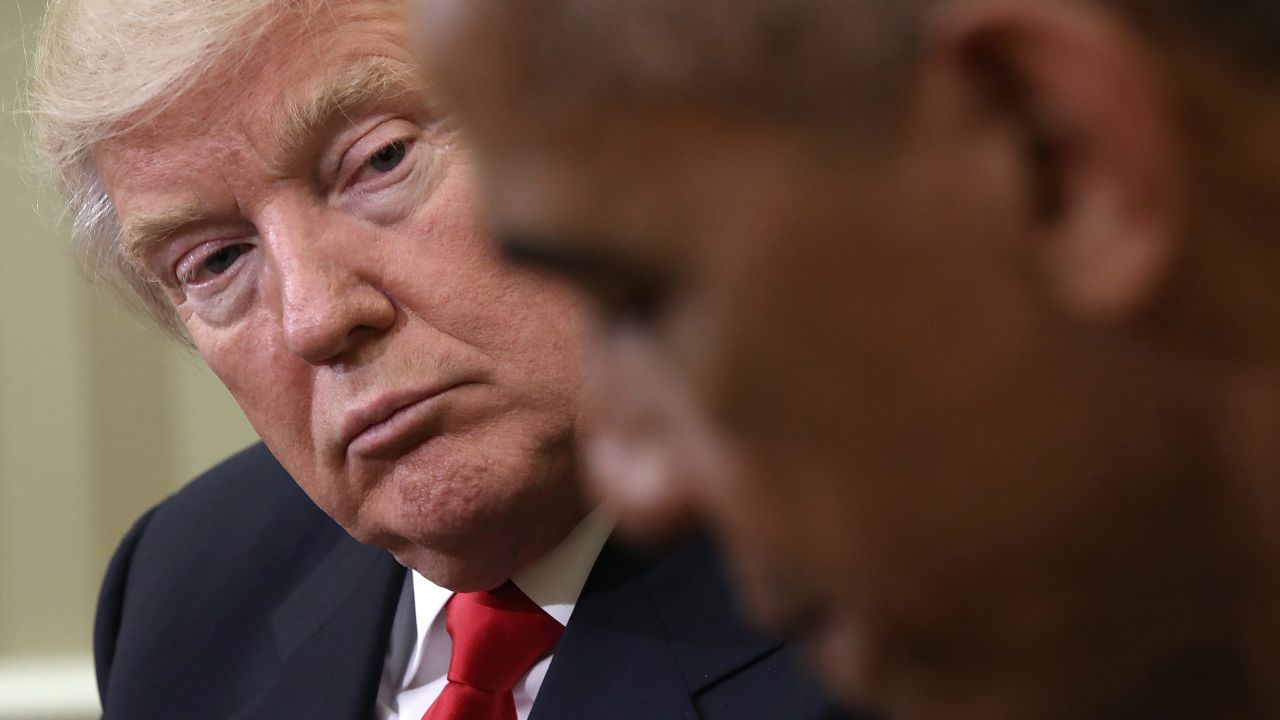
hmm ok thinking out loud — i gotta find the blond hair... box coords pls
[29,0,296,339]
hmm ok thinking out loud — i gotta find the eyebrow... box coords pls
[273,55,429,160]
[498,230,673,293]
[121,200,208,271]
[119,57,429,268]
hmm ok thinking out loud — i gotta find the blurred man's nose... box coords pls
[582,328,728,540]
[263,208,397,364]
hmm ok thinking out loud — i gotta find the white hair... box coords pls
[29,0,303,339]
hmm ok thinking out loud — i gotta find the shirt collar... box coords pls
[410,506,614,649]
[510,507,613,626]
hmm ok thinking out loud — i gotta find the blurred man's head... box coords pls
[419,0,1280,716]
[32,0,591,592]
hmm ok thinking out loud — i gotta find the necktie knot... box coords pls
[442,580,563,694]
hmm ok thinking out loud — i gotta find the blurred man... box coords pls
[418,0,1280,717]
[30,1,851,718]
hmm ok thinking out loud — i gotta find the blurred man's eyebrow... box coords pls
[498,230,609,273]
[121,201,206,269]
[273,56,427,158]
[498,230,667,287]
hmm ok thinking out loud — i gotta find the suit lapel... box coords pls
[530,534,782,720]
[640,536,783,695]
[242,529,405,720]
[530,540,700,720]
[226,528,791,720]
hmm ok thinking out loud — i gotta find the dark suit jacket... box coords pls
[96,443,861,719]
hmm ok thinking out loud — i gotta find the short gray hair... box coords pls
[466,0,1279,123]
[29,0,296,339]
[473,0,923,122]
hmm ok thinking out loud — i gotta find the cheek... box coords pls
[507,282,590,388]
[194,325,315,457]
[689,242,907,595]
[463,266,591,402]
[391,196,584,364]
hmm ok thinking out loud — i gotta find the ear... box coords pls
[930,0,1186,325]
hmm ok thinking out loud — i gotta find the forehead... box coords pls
[96,0,424,212]
[103,0,415,159]
[95,0,428,266]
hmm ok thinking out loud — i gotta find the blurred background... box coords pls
[0,1,260,716]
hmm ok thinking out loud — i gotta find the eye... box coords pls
[344,136,416,192]
[203,245,243,275]
[176,242,251,286]
[368,140,407,173]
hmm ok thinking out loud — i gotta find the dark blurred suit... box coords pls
[94,443,864,720]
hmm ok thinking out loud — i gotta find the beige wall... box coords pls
[0,0,259,675]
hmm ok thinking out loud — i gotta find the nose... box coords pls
[582,329,728,539]
[264,210,397,364]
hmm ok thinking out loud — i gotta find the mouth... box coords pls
[342,382,475,460]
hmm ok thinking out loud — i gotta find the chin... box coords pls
[348,496,525,592]
[389,543,516,592]
[349,470,506,550]
[345,433,585,590]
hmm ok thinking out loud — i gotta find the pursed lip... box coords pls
[340,381,472,457]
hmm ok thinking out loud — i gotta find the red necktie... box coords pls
[421,581,564,720]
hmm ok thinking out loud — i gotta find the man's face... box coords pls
[95,0,590,590]
[418,4,1229,716]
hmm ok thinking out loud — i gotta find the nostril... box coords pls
[280,284,397,364]
[282,310,340,361]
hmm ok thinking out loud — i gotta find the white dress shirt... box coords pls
[375,509,613,720]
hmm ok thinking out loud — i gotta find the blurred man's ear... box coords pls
[932,0,1185,325]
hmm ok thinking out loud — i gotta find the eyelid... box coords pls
[334,120,419,193]
[174,237,248,287]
